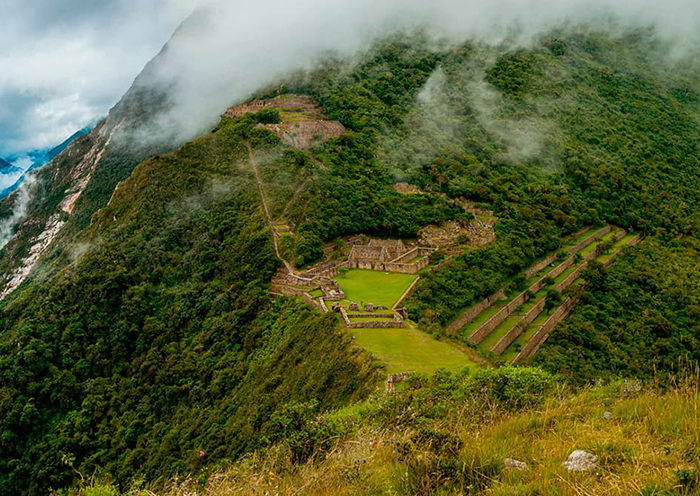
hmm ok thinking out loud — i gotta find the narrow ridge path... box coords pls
[245,140,295,274]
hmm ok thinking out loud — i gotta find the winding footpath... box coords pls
[245,141,295,275]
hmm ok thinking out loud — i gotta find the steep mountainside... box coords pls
[0,27,698,495]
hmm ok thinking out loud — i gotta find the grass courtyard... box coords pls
[333,269,481,375]
[333,269,417,309]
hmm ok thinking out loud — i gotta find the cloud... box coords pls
[0,0,197,156]
[3,0,700,157]
[133,0,700,148]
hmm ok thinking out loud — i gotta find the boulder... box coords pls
[331,303,341,313]
[348,302,360,311]
[364,302,374,312]
[503,458,529,471]
[563,450,597,472]
[375,305,389,310]
[603,411,613,420]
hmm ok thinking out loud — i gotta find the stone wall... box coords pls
[445,290,506,334]
[566,225,612,254]
[347,256,430,274]
[490,297,546,354]
[393,276,423,311]
[349,245,387,261]
[546,256,575,281]
[468,291,529,344]
[385,371,412,393]
[271,284,310,297]
[339,307,404,328]
[602,234,642,268]
[348,320,405,329]
[525,254,558,279]
[513,285,586,363]
[303,260,347,279]
[347,313,396,319]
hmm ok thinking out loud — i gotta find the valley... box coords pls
[0,23,697,496]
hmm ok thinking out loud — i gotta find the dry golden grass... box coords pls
[147,379,698,496]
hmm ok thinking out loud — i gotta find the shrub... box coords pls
[462,367,556,410]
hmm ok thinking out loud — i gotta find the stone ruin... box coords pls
[270,236,437,329]
[385,372,412,393]
[347,239,435,274]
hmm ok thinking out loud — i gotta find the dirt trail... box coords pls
[245,141,295,275]
[281,178,307,219]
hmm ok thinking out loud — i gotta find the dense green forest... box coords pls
[0,27,698,494]
[536,236,700,381]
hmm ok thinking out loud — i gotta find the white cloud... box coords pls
[2,0,699,156]
[0,0,198,155]
[132,0,700,148]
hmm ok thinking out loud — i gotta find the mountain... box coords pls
[0,157,21,175]
[0,21,698,496]
[0,128,92,200]
[26,127,92,172]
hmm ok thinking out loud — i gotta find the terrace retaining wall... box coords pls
[490,297,546,354]
[567,225,612,254]
[469,291,530,344]
[347,320,405,329]
[469,250,579,344]
[271,284,310,297]
[347,313,396,319]
[511,233,641,363]
[393,276,423,311]
[446,290,506,335]
[525,254,558,278]
[513,284,586,363]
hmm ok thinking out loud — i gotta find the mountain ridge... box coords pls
[0,23,697,495]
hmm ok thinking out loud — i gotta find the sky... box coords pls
[0,0,195,157]
[2,0,699,159]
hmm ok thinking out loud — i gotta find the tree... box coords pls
[544,289,563,314]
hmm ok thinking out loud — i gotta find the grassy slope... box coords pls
[333,269,478,374]
[349,325,478,375]
[139,369,699,496]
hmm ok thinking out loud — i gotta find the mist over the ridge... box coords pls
[130,0,700,148]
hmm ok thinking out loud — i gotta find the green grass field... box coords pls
[334,270,417,308]
[333,270,479,374]
[350,326,478,375]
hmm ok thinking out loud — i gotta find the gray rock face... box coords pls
[504,458,529,471]
[563,450,597,472]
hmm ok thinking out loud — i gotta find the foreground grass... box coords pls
[173,385,698,495]
[77,369,699,496]
[350,324,480,375]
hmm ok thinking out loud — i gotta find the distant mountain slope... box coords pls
[0,157,21,175]
[0,128,91,200]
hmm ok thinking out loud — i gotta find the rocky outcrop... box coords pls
[563,450,597,472]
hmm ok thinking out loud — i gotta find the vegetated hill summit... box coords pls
[0,25,698,496]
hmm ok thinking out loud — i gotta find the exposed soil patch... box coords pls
[393,182,422,194]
